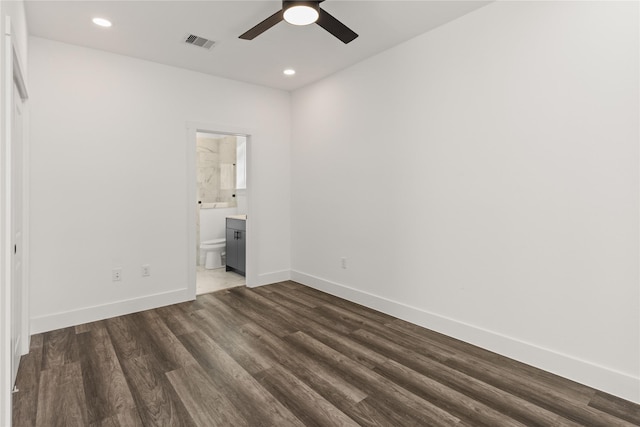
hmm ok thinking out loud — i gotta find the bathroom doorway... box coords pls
[194,131,247,295]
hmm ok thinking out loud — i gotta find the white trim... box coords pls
[185,121,258,293]
[30,289,193,334]
[255,270,291,287]
[185,125,197,299]
[290,270,640,404]
[1,14,29,426]
[19,92,28,356]
[8,20,28,360]
[10,25,28,359]
[0,17,11,427]
[637,0,640,410]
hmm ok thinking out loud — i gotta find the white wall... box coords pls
[291,1,639,403]
[28,37,291,332]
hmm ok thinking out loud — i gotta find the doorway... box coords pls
[195,132,246,294]
[185,122,254,298]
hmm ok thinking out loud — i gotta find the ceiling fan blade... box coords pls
[316,8,358,44]
[239,10,284,40]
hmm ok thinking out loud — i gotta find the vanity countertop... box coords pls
[227,214,247,220]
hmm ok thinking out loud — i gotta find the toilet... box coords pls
[199,238,226,269]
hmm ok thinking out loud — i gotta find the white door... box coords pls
[10,80,23,385]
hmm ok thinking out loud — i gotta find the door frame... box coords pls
[1,16,29,426]
[185,122,257,297]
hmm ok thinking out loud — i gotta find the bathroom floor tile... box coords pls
[196,266,245,295]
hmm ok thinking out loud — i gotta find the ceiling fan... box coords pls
[239,1,358,44]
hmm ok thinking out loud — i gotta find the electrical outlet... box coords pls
[112,268,122,282]
[341,257,347,269]
[142,264,150,277]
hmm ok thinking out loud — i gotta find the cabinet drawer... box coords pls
[226,218,246,231]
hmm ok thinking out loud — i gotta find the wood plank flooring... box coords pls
[12,281,640,426]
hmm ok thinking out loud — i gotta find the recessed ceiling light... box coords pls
[92,17,112,28]
[283,69,296,76]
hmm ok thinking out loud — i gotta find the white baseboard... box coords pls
[30,288,193,334]
[253,269,291,287]
[290,270,640,404]
[31,268,292,334]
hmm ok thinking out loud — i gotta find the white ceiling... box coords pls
[25,0,490,91]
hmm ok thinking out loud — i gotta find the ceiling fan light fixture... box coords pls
[283,2,319,26]
[239,0,358,44]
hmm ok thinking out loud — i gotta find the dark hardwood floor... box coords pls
[12,281,640,426]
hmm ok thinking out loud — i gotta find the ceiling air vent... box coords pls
[184,34,216,50]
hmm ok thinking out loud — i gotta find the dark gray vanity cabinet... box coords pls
[226,218,246,276]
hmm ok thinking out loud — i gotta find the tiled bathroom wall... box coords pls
[197,134,237,206]
[196,133,238,264]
